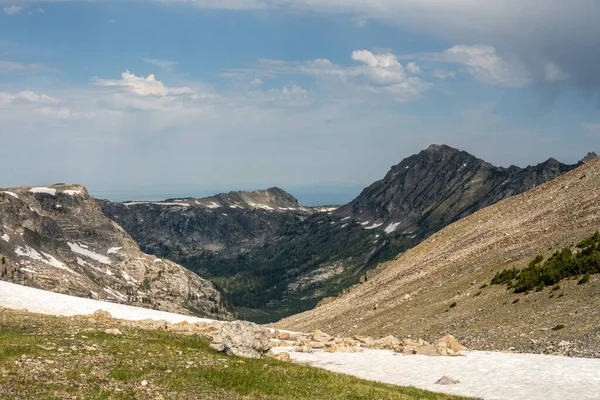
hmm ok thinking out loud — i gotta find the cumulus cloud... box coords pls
[93,71,194,97]
[2,5,22,15]
[406,62,421,74]
[226,50,431,102]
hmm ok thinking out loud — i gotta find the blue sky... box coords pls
[0,0,599,201]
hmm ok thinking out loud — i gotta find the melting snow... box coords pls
[360,221,371,226]
[341,217,351,221]
[68,242,112,265]
[62,190,82,196]
[125,202,190,207]
[1,233,9,243]
[2,191,19,199]
[271,347,600,400]
[364,223,383,230]
[205,202,221,209]
[229,204,244,209]
[340,224,348,229]
[384,222,401,234]
[107,247,122,254]
[29,187,57,195]
[14,246,75,273]
[0,281,215,324]
[222,213,228,217]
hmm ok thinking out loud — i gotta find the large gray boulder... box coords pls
[210,321,272,359]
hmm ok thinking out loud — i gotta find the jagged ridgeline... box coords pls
[99,145,587,322]
[0,185,233,320]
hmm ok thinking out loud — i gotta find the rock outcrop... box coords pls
[0,184,232,320]
[210,321,272,359]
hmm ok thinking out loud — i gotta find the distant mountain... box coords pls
[0,185,232,320]
[336,144,578,240]
[98,145,584,322]
[276,158,600,357]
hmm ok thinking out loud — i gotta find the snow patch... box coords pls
[14,246,75,273]
[103,287,127,301]
[0,280,215,324]
[29,187,57,195]
[1,233,9,243]
[2,191,19,199]
[384,222,401,234]
[68,242,112,265]
[360,221,371,226]
[340,224,348,229]
[364,223,383,230]
[271,347,600,400]
[341,217,351,221]
[205,202,221,209]
[125,201,190,207]
[107,247,122,254]
[20,268,36,274]
[62,190,82,196]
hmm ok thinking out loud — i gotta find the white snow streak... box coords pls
[29,187,57,195]
[68,242,112,265]
[364,223,383,230]
[62,190,82,196]
[384,222,401,234]
[1,233,9,243]
[107,247,122,254]
[14,246,75,273]
[2,191,19,199]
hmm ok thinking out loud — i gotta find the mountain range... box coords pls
[98,145,590,322]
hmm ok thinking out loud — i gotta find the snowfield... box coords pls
[1,281,600,400]
[0,281,214,324]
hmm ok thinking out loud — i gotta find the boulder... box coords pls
[210,321,272,359]
[310,330,331,343]
[294,345,312,353]
[434,335,468,356]
[435,376,460,385]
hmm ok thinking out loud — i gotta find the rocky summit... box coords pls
[99,145,583,322]
[0,184,232,320]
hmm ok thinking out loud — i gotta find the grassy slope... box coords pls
[0,309,470,400]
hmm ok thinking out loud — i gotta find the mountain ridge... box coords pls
[0,184,232,320]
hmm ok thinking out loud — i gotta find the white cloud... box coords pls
[2,5,22,15]
[432,69,456,80]
[544,63,568,81]
[406,45,531,87]
[0,60,58,73]
[0,90,57,104]
[142,57,178,69]
[36,107,96,119]
[406,62,421,74]
[250,78,263,86]
[227,50,431,102]
[93,70,194,97]
[247,83,313,107]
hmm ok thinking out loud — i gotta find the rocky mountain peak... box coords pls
[581,152,598,163]
[0,184,232,319]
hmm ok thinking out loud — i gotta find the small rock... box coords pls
[104,328,122,335]
[141,380,149,387]
[294,345,312,353]
[272,352,291,362]
[435,376,460,385]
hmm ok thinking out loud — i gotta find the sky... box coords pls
[0,0,599,202]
